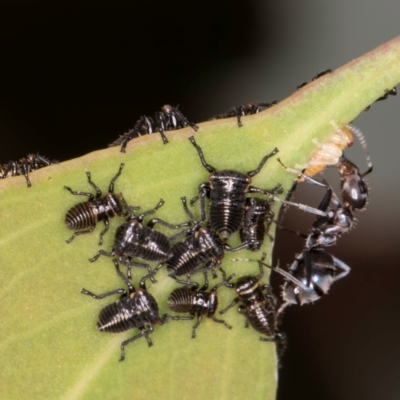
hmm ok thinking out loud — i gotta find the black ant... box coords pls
[278,123,373,219]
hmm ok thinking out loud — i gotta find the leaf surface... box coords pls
[1,35,400,400]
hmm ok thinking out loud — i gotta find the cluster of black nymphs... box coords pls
[64,134,290,362]
[0,153,58,187]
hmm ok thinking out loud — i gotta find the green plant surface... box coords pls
[1,35,400,400]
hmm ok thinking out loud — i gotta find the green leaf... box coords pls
[1,35,400,400]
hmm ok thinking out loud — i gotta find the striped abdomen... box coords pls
[167,231,224,278]
[209,171,250,239]
[65,202,97,230]
[114,221,173,261]
[245,299,276,337]
[97,290,160,333]
[167,242,199,277]
[240,198,273,252]
[168,287,216,317]
[65,194,124,230]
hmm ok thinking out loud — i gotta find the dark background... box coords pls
[1,1,400,399]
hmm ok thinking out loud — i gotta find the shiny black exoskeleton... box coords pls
[167,197,247,279]
[254,251,350,310]
[337,157,370,210]
[275,185,351,306]
[280,249,350,308]
[212,101,277,127]
[219,260,286,353]
[265,172,353,308]
[334,124,373,211]
[0,153,58,187]
[277,159,355,248]
[307,184,354,248]
[240,197,274,251]
[81,260,161,361]
[90,199,189,279]
[189,135,282,240]
[167,274,235,338]
[64,163,127,245]
[81,260,190,361]
[109,104,199,152]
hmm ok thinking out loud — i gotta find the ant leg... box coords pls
[346,124,373,176]
[332,256,351,281]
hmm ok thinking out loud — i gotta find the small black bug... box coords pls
[364,86,397,110]
[296,70,396,109]
[81,260,191,361]
[296,69,334,90]
[219,258,286,356]
[239,197,274,251]
[212,101,277,127]
[166,197,247,280]
[64,163,127,245]
[90,199,189,279]
[0,153,58,187]
[109,104,199,152]
[189,135,282,240]
[167,273,235,338]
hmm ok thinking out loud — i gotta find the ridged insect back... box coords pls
[65,202,97,229]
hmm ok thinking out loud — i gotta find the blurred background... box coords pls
[1,1,399,399]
